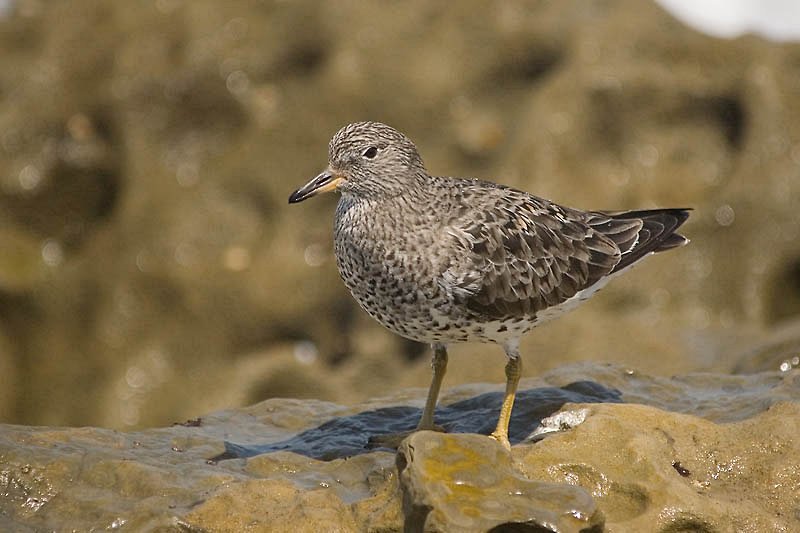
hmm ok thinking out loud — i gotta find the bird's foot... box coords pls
[489,431,512,451]
[367,424,446,450]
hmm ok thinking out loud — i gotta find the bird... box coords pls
[288,121,690,450]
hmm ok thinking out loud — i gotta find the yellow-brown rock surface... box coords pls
[1,364,798,531]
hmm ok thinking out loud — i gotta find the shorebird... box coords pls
[289,121,689,449]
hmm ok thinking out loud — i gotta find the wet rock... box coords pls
[397,432,603,532]
[0,0,799,444]
[183,478,363,532]
[0,408,400,532]
[0,364,798,531]
[542,362,800,424]
[516,402,800,531]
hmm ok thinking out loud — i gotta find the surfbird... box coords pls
[289,121,690,450]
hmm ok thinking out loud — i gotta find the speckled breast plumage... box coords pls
[333,191,485,345]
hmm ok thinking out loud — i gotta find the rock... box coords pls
[183,478,364,532]
[397,432,603,532]
[1,364,798,531]
[516,402,800,531]
[1,0,799,439]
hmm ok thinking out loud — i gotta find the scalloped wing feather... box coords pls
[440,191,622,321]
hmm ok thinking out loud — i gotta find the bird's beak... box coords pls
[288,170,344,204]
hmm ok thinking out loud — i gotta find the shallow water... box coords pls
[216,380,622,460]
[214,363,799,462]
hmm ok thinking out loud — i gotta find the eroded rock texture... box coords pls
[1,364,798,531]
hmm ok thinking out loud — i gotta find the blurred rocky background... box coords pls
[1,0,799,430]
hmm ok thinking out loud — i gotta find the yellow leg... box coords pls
[490,353,521,450]
[417,343,448,430]
[367,343,448,449]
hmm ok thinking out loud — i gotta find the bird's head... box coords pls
[288,121,426,203]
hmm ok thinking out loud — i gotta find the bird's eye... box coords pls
[362,146,379,159]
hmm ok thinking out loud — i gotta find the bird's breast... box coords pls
[332,196,456,341]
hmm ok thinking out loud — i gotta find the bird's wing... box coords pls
[439,189,634,321]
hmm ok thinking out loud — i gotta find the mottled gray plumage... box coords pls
[289,121,690,449]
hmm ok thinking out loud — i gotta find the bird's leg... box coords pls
[490,341,522,450]
[417,343,448,431]
[367,343,447,449]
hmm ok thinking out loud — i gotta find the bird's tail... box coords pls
[589,208,691,273]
